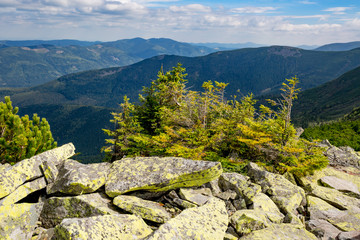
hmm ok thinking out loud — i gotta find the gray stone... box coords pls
[320,176,360,195]
[306,219,342,240]
[105,157,222,197]
[178,187,212,205]
[47,159,110,195]
[325,145,360,169]
[337,231,360,240]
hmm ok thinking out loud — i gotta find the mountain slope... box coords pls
[293,65,360,126]
[0,38,215,87]
[3,46,360,108]
[315,41,360,51]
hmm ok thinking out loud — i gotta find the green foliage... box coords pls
[103,65,328,176]
[0,96,57,164]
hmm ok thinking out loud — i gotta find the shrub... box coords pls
[0,96,57,164]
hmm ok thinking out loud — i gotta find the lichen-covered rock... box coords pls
[31,227,55,240]
[145,198,228,240]
[113,195,171,223]
[0,143,75,199]
[320,176,360,196]
[230,209,270,235]
[239,224,317,240]
[0,202,43,240]
[306,219,342,240]
[311,186,360,211]
[40,160,59,191]
[40,192,120,228]
[251,193,285,223]
[0,177,46,206]
[218,172,261,204]
[105,157,222,197]
[247,162,306,214]
[325,145,360,168]
[47,159,110,195]
[53,214,152,240]
[178,188,212,206]
[307,195,360,232]
[336,230,360,240]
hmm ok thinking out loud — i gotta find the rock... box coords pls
[205,178,222,195]
[145,198,228,240]
[320,175,360,196]
[113,195,171,223]
[172,197,198,209]
[325,145,360,169]
[53,214,153,240]
[40,192,120,228]
[251,193,285,223]
[0,143,75,199]
[306,219,342,240]
[247,162,306,214]
[0,163,10,172]
[311,186,360,211]
[40,160,59,191]
[307,195,360,232]
[238,224,317,240]
[178,187,212,205]
[219,172,261,204]
[31,227,55,240]
[230,209,270,235]
[337,231,360,240]
[0,177,46,206]
[216,190,238,201]
[47,159,110,195]
[284,212,303,226]
[0,202,43,240]
[105,157,222,197]
[224,232,239,240]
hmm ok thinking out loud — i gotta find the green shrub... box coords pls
[0,96,57,164]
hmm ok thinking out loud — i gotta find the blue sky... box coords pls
[0,0,359,46]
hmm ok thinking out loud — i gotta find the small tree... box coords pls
[0,96,57,164]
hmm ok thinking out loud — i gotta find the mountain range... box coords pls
[314,41,360,51]
[0,38,215,87]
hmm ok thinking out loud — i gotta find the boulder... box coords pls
[247,162,306,214]
[251,193,285,223]
[145,198,228,240]
[337,231,360,240]
[230,209,270,235]
[40,192,120,228]
[307,195,360,232]
[0,143,75,199]
[53,214,153,240]
[178,187,212,206]
[239,224,317,240]
[113,195,171,223]
[0,177,46,206]
[105,157,222,197]
[47,159,110,195]
[0,202,43,240]
[218,172,261,204]
[306,219,342,240]
[325,145,360,169]
[320,175,360,196]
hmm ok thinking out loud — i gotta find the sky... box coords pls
[0,0,359,46]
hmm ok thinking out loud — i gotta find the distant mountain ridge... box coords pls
[0,38,215,87]
[315,41,360,51]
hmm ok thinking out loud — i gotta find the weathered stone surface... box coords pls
[0,163,10,173]
[0,143,75,199]
[247,162,306,214]
[307,195,360,232]
[105,157,223,197]
[47,159,110,195]
[224,232,238,240]
[320,175,360,195]
[230,209,270,235]
[216,190,237,201]
[40,160,59,190]
[31,227,55,240]
[40,192,119,228]
[113,195,171,223]
[251,193,285,223]
[306,219,342,240]
[325,145,360,168]
[53,214,152,240]
[0,177,46,206]
[172,197,198,209]
[239,224,317,240]
[337,231,360,240]
[178,187,212,205]
[145,198,228,240]
[311,186,360,211]
[0,202,43,240]
[219,172,261,204]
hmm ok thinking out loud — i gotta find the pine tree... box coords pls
[0,96,57,164]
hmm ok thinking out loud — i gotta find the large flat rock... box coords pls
[105,157,222,197]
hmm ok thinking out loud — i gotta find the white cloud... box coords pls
[169,4,211,13]
[323,7,352,15]
[299,0,316,4]
[231,6,277,14]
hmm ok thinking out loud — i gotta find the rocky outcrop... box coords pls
[1,142,360,239]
